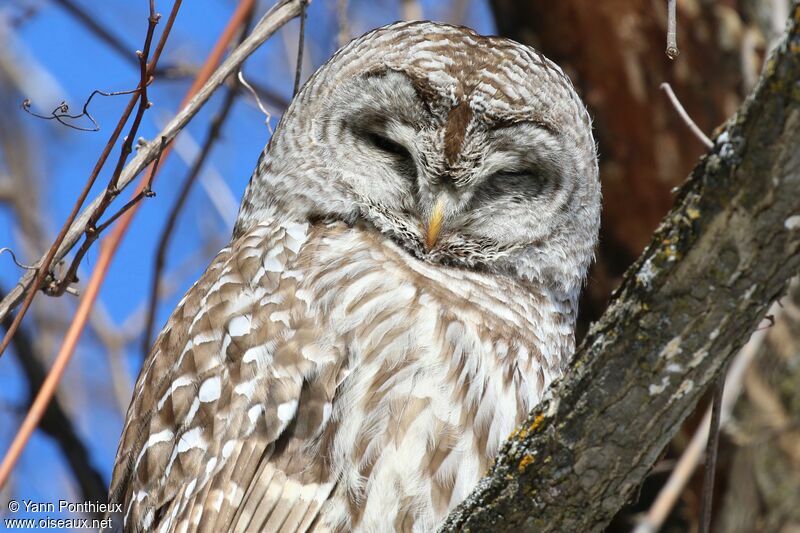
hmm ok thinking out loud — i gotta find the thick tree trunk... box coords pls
[441,4,800,531]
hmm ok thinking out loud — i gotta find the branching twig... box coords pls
[142,5,256,354]
[0,0,296,492]
[46,137,166,298]
[53,0,290,110]
[0,0,181,357]
[52,0,189,80]
[0,0,303,328]
[21,87,140,132]
[95,5,161,210]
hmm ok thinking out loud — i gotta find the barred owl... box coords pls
[108,20,600,532]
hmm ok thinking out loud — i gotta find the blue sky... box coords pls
[0,0,496,521]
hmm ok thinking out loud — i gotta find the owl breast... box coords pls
[296,222,574,531]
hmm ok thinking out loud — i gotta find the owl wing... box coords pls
[109,220,347,532]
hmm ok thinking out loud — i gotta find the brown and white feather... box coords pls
[109,19,599,533]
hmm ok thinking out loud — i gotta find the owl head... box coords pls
[236,21,600,301]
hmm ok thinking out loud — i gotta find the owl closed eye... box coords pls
[110,20,599,533]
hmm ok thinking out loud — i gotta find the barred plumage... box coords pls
[109,20,600,532]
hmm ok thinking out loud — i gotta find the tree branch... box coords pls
[0,0,303,325]
[55,0,290,110]
[0,287,107,513]
[442,4,800,531]
[52,0,141,68]
[717,279,800,531]
[0,0,179,357]
[142,28,246,354]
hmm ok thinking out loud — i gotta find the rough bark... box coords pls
[441,4,800,531]
[717,279,800,533]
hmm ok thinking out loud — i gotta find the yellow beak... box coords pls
[425,198,446,250]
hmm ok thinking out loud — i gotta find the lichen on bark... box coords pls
[441,3,800,531]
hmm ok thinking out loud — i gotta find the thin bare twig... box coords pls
[293,0,308,96]
[0,248,37,270]
[48,137,166,298]
[0,0,303,326]
[142,6,256,354]
[238,70,273,131]
[0,0,183,489]
[142,89,238,354]
[699,372,725,533]
[21,86,140,132]
[52,0,189,80]
[666,0,679,59]
[660,83,714,148]
[54,0,289,110]
[632,305,781,533]
[98,7,161,204]
[0,0,181,357]
[0,0,289,492]
[234,76,289,111]
[94,154,160,234]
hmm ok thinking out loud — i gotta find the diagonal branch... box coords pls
[0,0,179,357]
[141,5,254,354]
[0,287,107,512]
[442,3,800,531]
[0,0,303,330]
[52,0,139,67]
[141,88,237,353]
[52,0,290,110]
[0,0,303,492]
